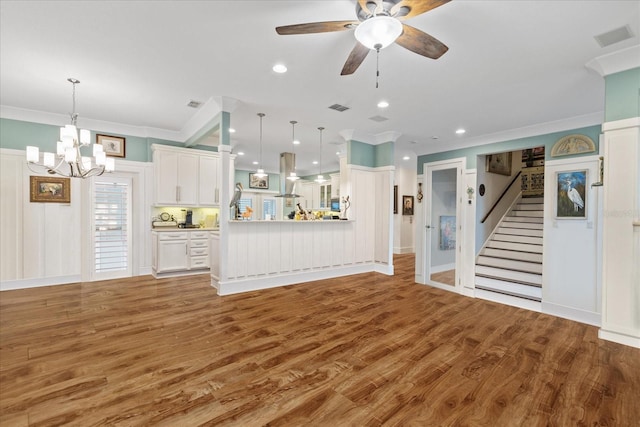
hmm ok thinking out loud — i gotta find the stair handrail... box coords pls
[480,171,522,224]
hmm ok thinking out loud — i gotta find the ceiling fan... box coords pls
[275,0,450,76]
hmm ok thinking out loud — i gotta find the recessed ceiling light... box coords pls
[273,64,287,73]
[377,100,389,108]
[252,161,259,165]
[336,151,341,155]
[456,128,466,135]
[312,160,318,165]
[432,136,439,140]
[229,128,236,133]
[403,156,410,161]
[293,139,301,145]
[237,151,244,156]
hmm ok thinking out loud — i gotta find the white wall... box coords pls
[393,162,416,253]
[475,150,523,253]
[542,155,601,325]
[0,148,153,290]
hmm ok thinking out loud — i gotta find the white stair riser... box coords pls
[516,204,544,211]
[475,276,542,299]
[475,265,543,285]
[509,210,543,218]
[497,227,543,237]
[481,248,543,263]
[518,198,544,204]
[476,256,543,274]
[493,234,543,245]
[486,241,543,253]
[499,221,543,230]
[503,216,544,224]
[475,289,543,311]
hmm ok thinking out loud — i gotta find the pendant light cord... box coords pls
[375,46,380,89]
[258,113,265,169]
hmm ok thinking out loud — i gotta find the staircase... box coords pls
[475,197,543,308]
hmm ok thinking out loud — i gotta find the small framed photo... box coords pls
[249,173,269,189]
[402,195,414,216]
[393,185,398,214]
[30,176,71,203]
[486,152,512,176]
[96,134,126,158]
[556,170,587,219]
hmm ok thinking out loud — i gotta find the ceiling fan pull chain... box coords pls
[376,46,380,88]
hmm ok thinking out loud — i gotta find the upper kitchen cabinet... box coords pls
[152,144,220,207]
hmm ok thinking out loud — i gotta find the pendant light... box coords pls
[254,113,266,178]
[287,120,300,181]
[315,127,326,183]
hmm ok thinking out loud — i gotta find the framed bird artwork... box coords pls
[555,170,587,219]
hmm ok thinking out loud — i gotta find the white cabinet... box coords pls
[155,232,189,273]
[298,181,316,210]
[330,174,340,198]
[152,144,220,207]
[152,230,211,277]
[199,156,220,206]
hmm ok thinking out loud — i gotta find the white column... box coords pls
[599,118,640,348]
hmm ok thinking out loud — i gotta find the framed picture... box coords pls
[30,176,71,203]
[439,215,456,250]
[486,152,512,176]
[402,195,414,215]
[393,185,398,214]
[249,173,269,189]
[556,170,587,219]
[96,134,126,158]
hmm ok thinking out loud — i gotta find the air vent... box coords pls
[594,25,634,48]
[328,103,350,112]
[187,100,202,108]
[369,115,388,122]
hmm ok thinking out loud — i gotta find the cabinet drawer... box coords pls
[190,247,209,257]
[190,256,209,269]
[158,232,188,240]
[190,239,208,248]
[190,231,209,239]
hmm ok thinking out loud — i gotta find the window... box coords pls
[263,198,276,220]
[93,176,132,279]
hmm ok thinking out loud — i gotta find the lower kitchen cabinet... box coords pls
[152,230,211,277]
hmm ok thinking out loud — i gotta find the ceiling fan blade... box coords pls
[276,21,359,35]
[390,0,451,20]
[396,24,448,59]
[357,0,384,15]
[341,42,370,75]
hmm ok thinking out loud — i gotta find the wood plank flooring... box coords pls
[1,254,639,426]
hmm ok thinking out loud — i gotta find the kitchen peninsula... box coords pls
[215,218,363,295]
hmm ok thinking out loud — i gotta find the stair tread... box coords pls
[480,249,543,263]
[475,265,542,285]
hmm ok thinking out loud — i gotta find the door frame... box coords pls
[418,157,466,294]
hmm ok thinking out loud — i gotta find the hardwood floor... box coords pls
[430,269,455,286]
[1,254,639,426]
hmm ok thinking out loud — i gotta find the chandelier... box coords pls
[26,78,114,178]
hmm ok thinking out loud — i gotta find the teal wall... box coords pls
[0,118,216,162]
[417,125,601,174]
[347,139,394,168]
[605,67,640,122]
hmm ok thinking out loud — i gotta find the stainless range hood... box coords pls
[275,152,300,198]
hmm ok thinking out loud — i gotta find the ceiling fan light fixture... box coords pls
[355,15,403,50]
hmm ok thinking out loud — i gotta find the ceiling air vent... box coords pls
[187,100,202,108]
[594,25,634,48]
[328,103,350,112]
[369,115,388,122]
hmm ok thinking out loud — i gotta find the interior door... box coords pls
[423,160,463,292]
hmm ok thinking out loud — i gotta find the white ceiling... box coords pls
[1,1,638,176]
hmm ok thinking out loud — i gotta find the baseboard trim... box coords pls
[393,246,415,254]
[1,275,82,291]
[216,264,378,296]
[598,329,640,349]
[542,302,601,327]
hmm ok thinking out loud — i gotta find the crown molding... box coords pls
[586,45,640,77]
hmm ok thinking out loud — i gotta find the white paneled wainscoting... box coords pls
[216,219,390,295]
